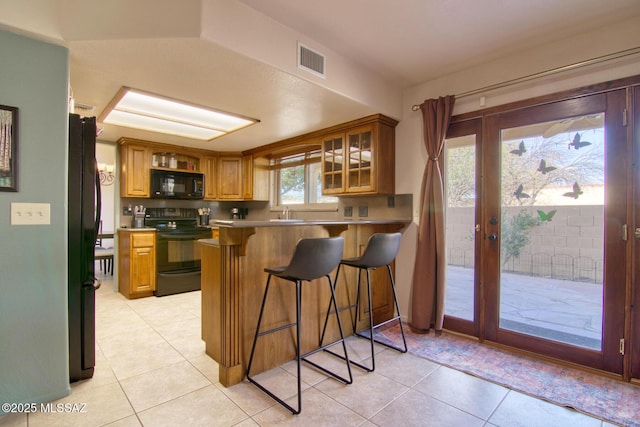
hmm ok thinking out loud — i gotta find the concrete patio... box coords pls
[445,265,603,350]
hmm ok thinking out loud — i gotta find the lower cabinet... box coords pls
[118,230,156,299]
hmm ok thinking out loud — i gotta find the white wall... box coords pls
[394,15,640,324]
[96,142,117,235]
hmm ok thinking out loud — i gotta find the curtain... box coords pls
[410,95,455,332]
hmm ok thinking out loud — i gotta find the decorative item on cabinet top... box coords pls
[151,151,199,171]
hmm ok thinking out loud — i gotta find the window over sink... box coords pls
[271,149,337,208]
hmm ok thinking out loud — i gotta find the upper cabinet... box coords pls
[118,114,395,200]
[120,142,151,198]
[202,155,218,200]
[320,115,397,196]
[216,155,269,201]
[118,138,268,201]
[217,156,243,200]
[321,133,345,194]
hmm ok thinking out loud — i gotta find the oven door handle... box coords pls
[158,270,201,277]
[157,232,208,240]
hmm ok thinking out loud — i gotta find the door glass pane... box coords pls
[445,134,476,321]
[499,114,604,350]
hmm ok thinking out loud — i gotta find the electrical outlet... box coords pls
[344,206,353,217]
[11,202,51,225]
[387,196,395,208]
[358,206,368,217]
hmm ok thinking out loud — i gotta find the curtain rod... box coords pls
[411,46,640,111]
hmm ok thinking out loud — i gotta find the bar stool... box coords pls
[321,232,407,372]
[246,236,352,415]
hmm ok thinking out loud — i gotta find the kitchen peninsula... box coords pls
[199,219,409,386]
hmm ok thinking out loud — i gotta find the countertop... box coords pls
[118,219,411,231]
[211,218,411,228]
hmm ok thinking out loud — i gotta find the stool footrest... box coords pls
[361,314,403,332]
[322,348,374,372]
[300,340,353,385]
[353,331,408,354]
[325,303,357,316]
[256,321,297,337]
[247,377,301,415]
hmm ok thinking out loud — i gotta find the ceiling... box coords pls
[2,0,640,152]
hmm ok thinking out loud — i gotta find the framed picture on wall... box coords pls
[0,105,18,192]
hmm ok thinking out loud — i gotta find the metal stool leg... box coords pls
[247,274,273,379]
[303,275,353,384]
[386,265,408,353]
[323,262,407,373]
[247,275,303,415]
[248,274,352,415]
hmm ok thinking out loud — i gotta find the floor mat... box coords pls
[376,324,640,427]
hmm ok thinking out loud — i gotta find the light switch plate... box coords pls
[11,202,51,225]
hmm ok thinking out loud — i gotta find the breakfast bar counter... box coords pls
[199,219,409,386]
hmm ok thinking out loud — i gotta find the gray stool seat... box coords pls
[246,236,352,415]
[321,232,407,373]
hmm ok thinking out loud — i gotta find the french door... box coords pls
[444,120,482,337]
[631,87,640,380]
[444,88,635,376]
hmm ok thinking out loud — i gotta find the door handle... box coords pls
[487,233,498,241]
[635,227,640,239]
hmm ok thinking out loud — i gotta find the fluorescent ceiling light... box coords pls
[99,87,258,141]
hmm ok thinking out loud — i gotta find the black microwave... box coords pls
[150,169,204,199]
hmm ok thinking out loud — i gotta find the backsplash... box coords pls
[119,194,412,227]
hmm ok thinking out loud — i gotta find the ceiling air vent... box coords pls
[74,102,96,116]
[298,42,326,78]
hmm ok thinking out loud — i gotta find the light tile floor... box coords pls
[0,274,619,427]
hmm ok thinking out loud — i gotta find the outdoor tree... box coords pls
[279,164,304,202]
[446,117,605,266]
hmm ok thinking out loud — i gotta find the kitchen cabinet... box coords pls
[151,151,200,172]
[243,155,269,201]
[217,156,243,199]
[118,230,156,299]
[118,138,268,201]
[321,116,397,195]
[214,155,268,201]
[120,143,151,197]
[203,155,218,200]
[320,132,346,194]
[119,138,203,198]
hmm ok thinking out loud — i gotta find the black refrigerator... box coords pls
[68,114,99,382]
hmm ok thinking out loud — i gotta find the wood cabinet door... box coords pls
[242,155,253,199]
[321,133,345,194]
[203,155,218,200]
[218,157,243,199]
[345,125,375,194]
[131,246,155,294]
[121,144,150,197]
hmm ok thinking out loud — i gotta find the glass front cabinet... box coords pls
[321,115,397,196]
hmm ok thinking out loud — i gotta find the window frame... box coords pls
[269,148,338,211]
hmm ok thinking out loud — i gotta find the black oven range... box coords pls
[145,208,213,296]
